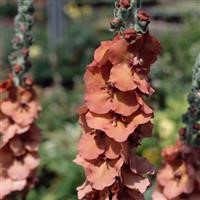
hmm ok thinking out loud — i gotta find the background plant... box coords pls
[0,0,199,199]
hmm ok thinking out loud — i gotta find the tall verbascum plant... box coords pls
[152,55,200,200]
[75,0,161,199]
[0,0,41,199]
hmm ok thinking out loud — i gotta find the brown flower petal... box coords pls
[24,153,40,170]
[119,187,145,200]
[0,176,12,199]
[133,72,155,95]
[113,90,140,116]
[0,148,13,168]
[1,101,41,127]
[86,158,123,190]
[137,121,153,138]
[85,65,139,116]
[78,132,105,160]
[110,62,154,94]
[75,156,123,190]
[152,186,168,200]
[110,62,136,92]
[9,137,25,156]
[136,95,153,114]
[157,165,174,187]
[94,41,112,66]
[104,137,121,159]
[108,38,128,65]
[7,160,30,180]
[23,124,41,152]
[77,181,93,200]
[122,167,150,193]
[12,179,27,192]
[130,152,155,175]
[86,111,152,142]
[140,33,161,67]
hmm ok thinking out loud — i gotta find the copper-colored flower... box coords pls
[76,9,160,200]
[1,88,41,127]
[78,132,122,160]
[0,171,27,200]
[109,62,155,94]
[153,140,200,200]
[77,181,110,200]
[84,64,140,116]
[121,166,150,193]
[156,162,194,199]
[75,155,123,190]
[85,110,152,142]
[0,113,29,148]
[0,83,41,199]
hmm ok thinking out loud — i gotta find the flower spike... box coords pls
[75,0,161,199]
[0,0,42,199]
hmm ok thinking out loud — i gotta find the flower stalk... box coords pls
[0,1,41,199]
[75,0,161,199]
[182,54,200,146]
[9,0,34,87]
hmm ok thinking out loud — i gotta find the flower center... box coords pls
[129,56,143,67]
[102,82,115,98]
[19,102,29,112]
[112,113,127,127]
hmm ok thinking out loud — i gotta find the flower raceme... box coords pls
[0,80,41,199]
[152,140,200,200]
[75,9,161,200]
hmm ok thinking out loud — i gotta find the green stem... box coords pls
[138,0,142,9]
[9,0,34,87]
[182,54,200,146]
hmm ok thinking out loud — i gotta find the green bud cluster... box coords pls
[9,0,34,86]
[182,54,200,146]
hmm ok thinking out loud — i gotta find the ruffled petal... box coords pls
[7,160,30,180]
[108,38,128,65]
[24,153,40,170]
[113,90,139,116]
[0,176,12,199]
[77,181,93,200]
[122,167,150,193]
[78,132,105,160]
[157,165,174,187]
[9,137,25,156]
[94,41,112,66]
[86,111,151,142]
[133,72,155,95]
[130,152,155,175]
[152,186,168,200]
[104,137,121,159]
[110,62,136,92]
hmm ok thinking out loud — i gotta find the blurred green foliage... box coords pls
[0,1,200,199]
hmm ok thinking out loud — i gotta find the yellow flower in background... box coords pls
[81,5,93,16]
[30,45,42,58]
[158,118,175,139]
[64,1,93,19]
[143,147,160,165]
[64,2,81,19]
